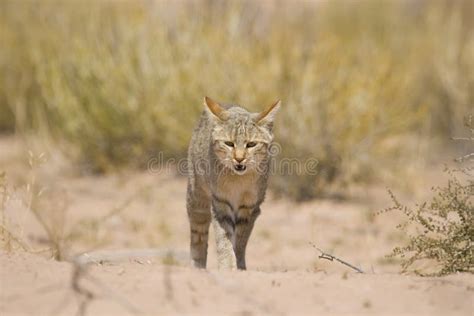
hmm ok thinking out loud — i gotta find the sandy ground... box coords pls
[0,136,473,315]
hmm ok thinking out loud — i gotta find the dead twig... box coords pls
[310,242,364,273]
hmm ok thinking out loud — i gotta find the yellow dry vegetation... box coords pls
[1,0,473,199]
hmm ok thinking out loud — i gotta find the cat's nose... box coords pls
[234,157,245,163]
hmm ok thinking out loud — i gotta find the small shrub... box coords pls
[384,170,473,275]
[382,118,473,276]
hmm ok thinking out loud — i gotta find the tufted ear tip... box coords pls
[256,99,281,125]
[204,96,228,121]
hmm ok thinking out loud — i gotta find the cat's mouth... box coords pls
[233,163,247,174]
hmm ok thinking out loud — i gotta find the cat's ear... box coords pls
[204,96,228,121]
[256,100,281,127]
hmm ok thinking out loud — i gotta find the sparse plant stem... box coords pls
[310,242,364,273]
[0,224,30,252]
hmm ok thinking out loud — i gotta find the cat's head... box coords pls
[204,96,281,175]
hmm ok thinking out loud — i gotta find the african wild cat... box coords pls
[187,96,280,270]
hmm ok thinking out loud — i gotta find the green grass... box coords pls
[1,0,473,199]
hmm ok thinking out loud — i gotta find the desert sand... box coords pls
[0,136,473,315]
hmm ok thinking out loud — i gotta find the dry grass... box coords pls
[1,0,473,199]
[0,151,70,259]
[0,147,177,260]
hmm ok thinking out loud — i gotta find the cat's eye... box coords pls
[246,142,257,148]
[224,141,235,147]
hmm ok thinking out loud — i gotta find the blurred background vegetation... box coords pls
[0,0,472,200]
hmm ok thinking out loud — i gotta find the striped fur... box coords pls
[186,97,280,270]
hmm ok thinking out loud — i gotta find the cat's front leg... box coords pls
[211,196,237,270]
[234,206,260,270]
